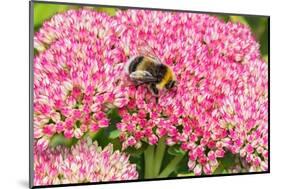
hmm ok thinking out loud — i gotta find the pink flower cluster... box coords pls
[34,9,268,175]
[34,10,130,150]
[34,138,138,185]
[114,10,268,174]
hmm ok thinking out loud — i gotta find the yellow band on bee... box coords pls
[156,69,172,90]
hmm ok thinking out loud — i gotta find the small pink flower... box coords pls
[203,163,212,175]
[194,164,202,176]
[98,118,109,128]
[188,160,196,170]
[215,148,225,158]
[64,129,74,139]
[148,134,158,145]
[260,161,268,171]
[55,122,64,133]
[74,128,83,138]
[127,136,137,146]
[36,137,48,151]
[90,123,99,132]
[42,124,56,136]
[246,144,254,154]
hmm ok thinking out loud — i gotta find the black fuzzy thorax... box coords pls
[154,64,168,83]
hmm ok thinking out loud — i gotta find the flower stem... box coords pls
[158,153,186,178]
[144,145,155,179]
[153,137,166,176]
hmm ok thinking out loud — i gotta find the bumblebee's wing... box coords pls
[129,70,158,83]
[136,41,162,64]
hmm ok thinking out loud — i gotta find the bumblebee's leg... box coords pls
[133,80,139,86]
[132,80,145,90]
[149,83,159,96]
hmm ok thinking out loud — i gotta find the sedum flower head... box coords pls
[34,10,129,150]
[114,10,268,174]
[34,138,138,186]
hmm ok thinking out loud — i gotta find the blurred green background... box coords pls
[33,3,268,62]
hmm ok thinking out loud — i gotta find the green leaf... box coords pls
[109,138,122,151]
[95,129,110,148]
[214,152,236,174]
[49,133,77,148]
[108,130,120,139]
[167,145,185,156]
[106,108,121,132]
[173,154,188,173]
[220,152,236,169]
[158,153,186,178]
[83,130,102,140]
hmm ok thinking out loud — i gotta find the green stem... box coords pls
[144,145,155,179]
[153,137,166,176]
[158,153,186,178]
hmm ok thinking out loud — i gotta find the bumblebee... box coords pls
[125,55,176,95]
